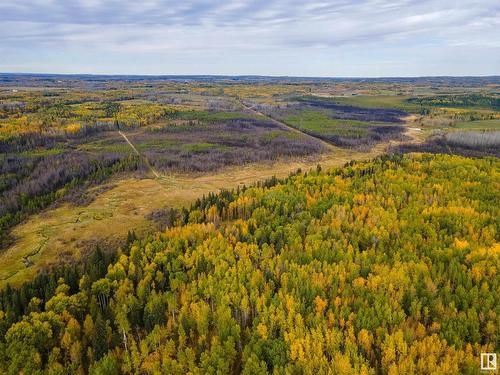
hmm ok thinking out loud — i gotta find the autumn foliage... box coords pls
[0,153,498,374]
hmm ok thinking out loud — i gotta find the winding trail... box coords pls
[118,130,162,178]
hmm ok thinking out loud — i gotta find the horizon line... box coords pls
[1,72,499,80]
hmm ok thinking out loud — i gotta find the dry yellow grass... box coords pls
[0,126,420,288]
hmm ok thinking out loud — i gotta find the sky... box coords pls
[0,0,499,77]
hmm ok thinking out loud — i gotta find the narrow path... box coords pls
[119,130,140,155]
[118,130,162,178]
[240,102,336,150]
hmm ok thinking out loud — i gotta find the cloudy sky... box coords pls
[0,0,499,76]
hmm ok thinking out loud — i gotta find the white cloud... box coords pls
[0,0,499,75]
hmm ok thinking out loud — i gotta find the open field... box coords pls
[452,119,500,129]
[309,93,500,130]
[258,96,410,148]
[320,94,417,110]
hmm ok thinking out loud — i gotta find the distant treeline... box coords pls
[406,94,500,111]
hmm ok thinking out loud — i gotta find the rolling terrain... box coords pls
[0,75,498,374]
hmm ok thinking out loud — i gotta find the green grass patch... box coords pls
[17,147,67,157]
[451,119,500,130]
[135,139,181,151]
[263,130,301,141]
[182,142,225,153]
[284,110,370,138]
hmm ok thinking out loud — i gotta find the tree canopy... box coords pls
[0,153,498,374]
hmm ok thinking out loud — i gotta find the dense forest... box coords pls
[0,153,498,374]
